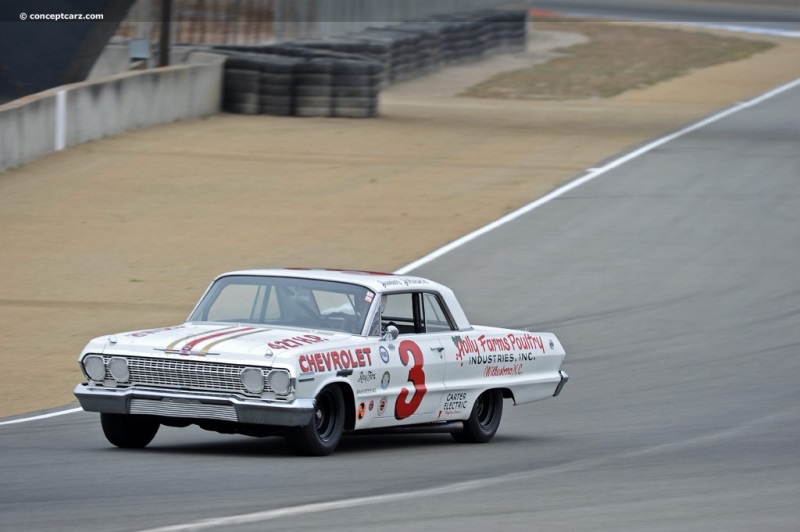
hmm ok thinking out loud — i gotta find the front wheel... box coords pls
[100,413,160,448]
[286,385,345,456]
[451,389,504,443]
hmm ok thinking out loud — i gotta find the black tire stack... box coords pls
[259,55,301,116]
[362,28,430,83]
[291,39,392,88]
[472,10,508,55]
[498,10,528,53]
[214,9,529,119]
[220,52,300,117]
[332,59,382,118]
[222,56,262,115]
[267,45,382,118]
[337,31,405,85]
[433,17,485,66]
[294,58,334,117]
[389,23,444,77]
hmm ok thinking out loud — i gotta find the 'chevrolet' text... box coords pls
[299,348,373,373]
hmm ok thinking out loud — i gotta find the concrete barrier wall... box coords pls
[0,93,58,173]
[0,60,223,173]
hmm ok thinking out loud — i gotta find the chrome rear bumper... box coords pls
[553,370,569,397]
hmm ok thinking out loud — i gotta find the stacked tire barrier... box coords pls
[331,59,382,118]
[216,45,383,118]
[215,8,527,118]
[222,65,260,115]
[259,55,299,116]
[221,54,303,116]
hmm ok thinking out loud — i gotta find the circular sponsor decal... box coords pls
[357,402,366,420]
[368,400,375,412]
[379,346,390,364]
[377,396,387,416]
[381,371,390,390]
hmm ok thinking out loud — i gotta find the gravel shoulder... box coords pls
[1,26,799,418]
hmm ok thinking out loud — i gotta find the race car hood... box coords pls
[85,323,348,364]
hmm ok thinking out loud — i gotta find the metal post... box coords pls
[159,0,173,66]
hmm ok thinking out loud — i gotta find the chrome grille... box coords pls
[130,398,237,422]
[103,356,272,394]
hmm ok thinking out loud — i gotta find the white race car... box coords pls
[75,269,568,455]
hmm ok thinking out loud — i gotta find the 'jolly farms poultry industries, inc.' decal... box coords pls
[453,333,549,377]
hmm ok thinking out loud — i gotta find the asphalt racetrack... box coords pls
[2,67,799,532]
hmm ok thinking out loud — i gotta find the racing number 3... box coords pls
[394,340,427,420]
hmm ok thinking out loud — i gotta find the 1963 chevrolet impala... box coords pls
[75,269,568,455]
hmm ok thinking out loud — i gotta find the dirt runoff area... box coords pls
[1,23,799,418]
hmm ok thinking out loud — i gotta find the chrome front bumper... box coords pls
[74,384,315,427]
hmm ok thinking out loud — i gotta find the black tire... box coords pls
[261,104,293,116]
[334,97,376,109]
[333,106,378,119]
[295,95,332,109]
[286,386,345,455]
[260,94,292,108]
[223,101,260,115]
[451,389,503,443]
[260,73,293,86]
[225,68,259,81]
[333,74,380,87]
[295,73,332,86]
[223,91,259,105]
[260,84,293,97]
[225,79,259,93]
[295,85,332,97]
[295,106,332,118]
[101,413,159,449]
[224,56,264,70]
[333,85,378,98]
[334,61,382,76]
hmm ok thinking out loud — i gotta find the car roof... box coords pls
[211,268,472,330]
[216,268,445,294]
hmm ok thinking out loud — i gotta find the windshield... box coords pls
[189,275,375,335]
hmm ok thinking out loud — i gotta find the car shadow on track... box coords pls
[117,430,554,458]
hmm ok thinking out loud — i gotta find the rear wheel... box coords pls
[451,389,503,443]
[286,386,345,456]
[100,413,160,448]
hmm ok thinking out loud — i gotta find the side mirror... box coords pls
[382,325,399,341]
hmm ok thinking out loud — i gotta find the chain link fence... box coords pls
[116,0,529,44]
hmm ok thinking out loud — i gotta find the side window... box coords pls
[381,293,416,335]
[379,292,454,335]
[423,293,455,333]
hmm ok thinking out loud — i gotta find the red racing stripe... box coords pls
[181,327,255,350]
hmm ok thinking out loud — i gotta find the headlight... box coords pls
[240,367,265,394]
[108,357,130,383]
[267,370,292,396]
[83,355,106,381]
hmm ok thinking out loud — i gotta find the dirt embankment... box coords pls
[1,24,799,418]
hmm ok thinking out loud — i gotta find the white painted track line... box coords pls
[0,407,82,426]
[395,76,800,275]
